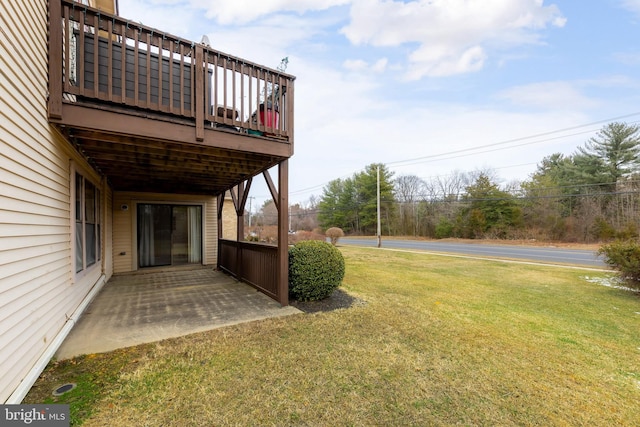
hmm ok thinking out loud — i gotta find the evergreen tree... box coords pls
[460,173,522,238]
[576,121,640,190]
[317,179,345,231]
[317,163,395,234]
[354,164,395,234]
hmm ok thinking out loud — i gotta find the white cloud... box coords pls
[285,96,592,203]
[372,58,388,73]
[621,0,640,15]
[343,59,369,71]
[121,0,350,30]
[343,57,388,73]
[118,0,197,36]
[278,55,592,201]
[582,75,639,89]
[614,51,640,65]
[121,0,566,81]
[185,0,350,24]
[341,0,566,79]
[202,16,315,67]
[408,45,486,78]
[496,81,598,111]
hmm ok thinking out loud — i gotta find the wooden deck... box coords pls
[48,0,295,195]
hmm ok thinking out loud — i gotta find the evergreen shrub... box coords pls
[597,240,640,289]
[289,240,345,301]
[435,218,454,239]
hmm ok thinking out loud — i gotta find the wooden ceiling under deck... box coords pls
[59,107,284,195]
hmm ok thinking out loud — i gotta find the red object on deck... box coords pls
[259,103,279,129]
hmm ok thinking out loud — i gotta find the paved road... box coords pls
[338,238,606,268]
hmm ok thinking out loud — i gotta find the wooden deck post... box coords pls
[217,193,224,270]
[236,183,245,243]
[235,182,244,279]
[285,79,295,149]
[233,179,251,280]
[277,160,289,306]
[194,44,204,141]
[48,0,63,120]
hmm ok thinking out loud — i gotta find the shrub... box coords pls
[591,216,616,241]
[435,218,453,239]
[325,227,344,246]
[289,240,345,301]
[597,240,640,289]
[617,222,639,240]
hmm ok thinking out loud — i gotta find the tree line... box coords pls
[252,122,640,243]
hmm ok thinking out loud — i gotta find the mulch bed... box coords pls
[290,289,367,313]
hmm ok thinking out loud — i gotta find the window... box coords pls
[75,172,101,273]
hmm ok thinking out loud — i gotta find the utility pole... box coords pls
[248,196,254,227]
[377,165,381,248]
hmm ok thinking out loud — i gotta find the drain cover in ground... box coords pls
[52,383,76,396]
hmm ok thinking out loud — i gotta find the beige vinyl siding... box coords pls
[222,197,238,240]
[112,194,134,273]
[103,184,114,278]
[0,0,113,403]
[204,196,218,266]
[113,192,218,273]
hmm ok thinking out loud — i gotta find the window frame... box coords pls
[134,201,205,269]
[73,167,102,278]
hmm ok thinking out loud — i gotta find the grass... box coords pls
[25,246,640,426]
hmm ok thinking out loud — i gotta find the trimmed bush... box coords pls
[325,227,344,246]
[597,240,640,289]
[289,240,345,301]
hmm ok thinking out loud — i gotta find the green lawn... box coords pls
[25,246,640,426]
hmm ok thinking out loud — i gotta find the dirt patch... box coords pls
[290,289,366,313]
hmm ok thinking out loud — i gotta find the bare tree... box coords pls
[394,175,426,235]
[434,170,468,200]
[258,200,278,226]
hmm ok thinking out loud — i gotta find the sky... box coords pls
[118,0,640,209]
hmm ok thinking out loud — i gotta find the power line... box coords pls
[289,171,357,196]
[385,114,640,167]
[287,114,640,198]
[258,187,640,219]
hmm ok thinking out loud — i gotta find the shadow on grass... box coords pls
[289,288,367,313]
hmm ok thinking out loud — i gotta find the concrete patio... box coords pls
[56,267,300,359]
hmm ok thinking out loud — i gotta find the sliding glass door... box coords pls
[137,204,202,268]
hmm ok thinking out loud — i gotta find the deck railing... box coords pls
[50,0,294,142]
[219,240,279,299]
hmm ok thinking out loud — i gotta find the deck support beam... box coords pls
[276,160,289,306]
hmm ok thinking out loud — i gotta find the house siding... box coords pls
[0,0,113,403]
[103,185,114,278]
[204,196,218,266]
[222,197,238,240]
[112,194,134,273]
[112,192,218,273]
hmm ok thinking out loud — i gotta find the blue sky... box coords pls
[119,0,640,208]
